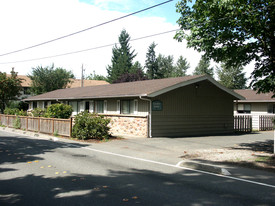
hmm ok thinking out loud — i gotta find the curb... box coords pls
[179,160,231,176]
[0,126,56,141]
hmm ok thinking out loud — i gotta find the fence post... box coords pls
[52,118,54,135]
[69,117,73,137]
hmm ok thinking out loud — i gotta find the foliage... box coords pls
[145,42,159,79]
[7,101,29,111]
[13,116,21,129]
[28,64,75,95]
[175,0,275,95]
[46,103,73,119]
[216,63,247,89]
[107,29,137,83]
[157,54,175,78]
[174,55,190,77]
[0,69,22,113]
[72,111,111,140]
[32,108,47,117]
[113,68,148,83]
[193,56,214,77]
[86,71,107,81]
[4,108,27,116]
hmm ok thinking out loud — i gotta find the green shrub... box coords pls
[4,107,27,116]
[72,111,110,140]
[13,116,21,129]
[46,103,73,119]
[4,108,19,115]
[32,108,47,117]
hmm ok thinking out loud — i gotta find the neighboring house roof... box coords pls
[67,79,109,88]
[234,89,275,102]
[24,75,244,101]
[7,74,108,88]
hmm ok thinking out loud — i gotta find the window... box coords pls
[95,100,104,113]
[33,102,37,109]
[237,103,251,114]
[85,101,90,111]
[267,104,275,114]
[121,100,135,114]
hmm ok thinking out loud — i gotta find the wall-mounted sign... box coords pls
[152,100,163,111]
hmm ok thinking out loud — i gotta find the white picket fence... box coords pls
[234,114,275,131]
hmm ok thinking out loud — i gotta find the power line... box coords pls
[0,0,174,57]
[0,29,179,64]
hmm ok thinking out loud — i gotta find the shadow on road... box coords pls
[0,135,274,206]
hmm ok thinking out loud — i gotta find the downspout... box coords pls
[139,96,152,138]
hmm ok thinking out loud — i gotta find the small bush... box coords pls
[4,108,27,116]
[13,116,21,129]
[46,103,73,119]
[4,108,19,115]
[32,108,47,117]
[72,111,110,140]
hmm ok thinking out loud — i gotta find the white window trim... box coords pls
[134,99,138,115]
[90,101,94,113]
[117,100,120,114]
[104,100,107,114]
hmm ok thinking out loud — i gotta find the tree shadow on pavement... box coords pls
[0,135,274,206]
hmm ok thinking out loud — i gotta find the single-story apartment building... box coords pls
[234,89,275,130]
[24,75,244,138]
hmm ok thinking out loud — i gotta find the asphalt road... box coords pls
[0,131,274,206]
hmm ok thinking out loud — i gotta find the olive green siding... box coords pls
[151,80,235,137]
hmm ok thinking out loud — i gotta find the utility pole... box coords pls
[81,64,85,87]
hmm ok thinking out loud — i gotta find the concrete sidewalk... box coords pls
[1,127,274,187]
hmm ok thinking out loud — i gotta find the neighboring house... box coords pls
[234,89,275,130]
[24,75,243,138]
[7,74,109,99]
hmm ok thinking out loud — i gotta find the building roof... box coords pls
[25,75,244,101]
[67,79,109,88]
[234,89,275,102]
[7,74,108,88]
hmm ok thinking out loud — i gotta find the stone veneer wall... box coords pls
[104,115,148,138]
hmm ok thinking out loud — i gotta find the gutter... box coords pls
[139,96,152,138]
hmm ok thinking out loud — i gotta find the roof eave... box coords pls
[147,75,245,100]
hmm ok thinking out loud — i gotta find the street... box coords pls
[0,130,275,206]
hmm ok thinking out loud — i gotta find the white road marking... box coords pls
[79,146,275,189]
[3,129,275,189]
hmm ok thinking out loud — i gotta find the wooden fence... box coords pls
[0,114,72,137]
[259,115,275,131]
[234,115,252,132]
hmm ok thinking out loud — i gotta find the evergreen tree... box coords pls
[217,63,247,89]
[157,54,175,78]
[145,42,159,79]
[193,56,214,77]
[174,55,190,77]
[107,29,137,83]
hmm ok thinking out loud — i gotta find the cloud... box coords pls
[0,0,253,80]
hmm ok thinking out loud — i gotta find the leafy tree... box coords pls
[193,56,214,77]
[175,0,275,95]
[174,55,190,77]
[28,64,75,95]
[0,69,22,113]
[145,42,159,79]
[107,29,137,83]
[217,64,247,89]
[86,71,107,81]
[157,54,175,78]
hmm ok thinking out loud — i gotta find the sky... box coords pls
[0,0,254,79]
